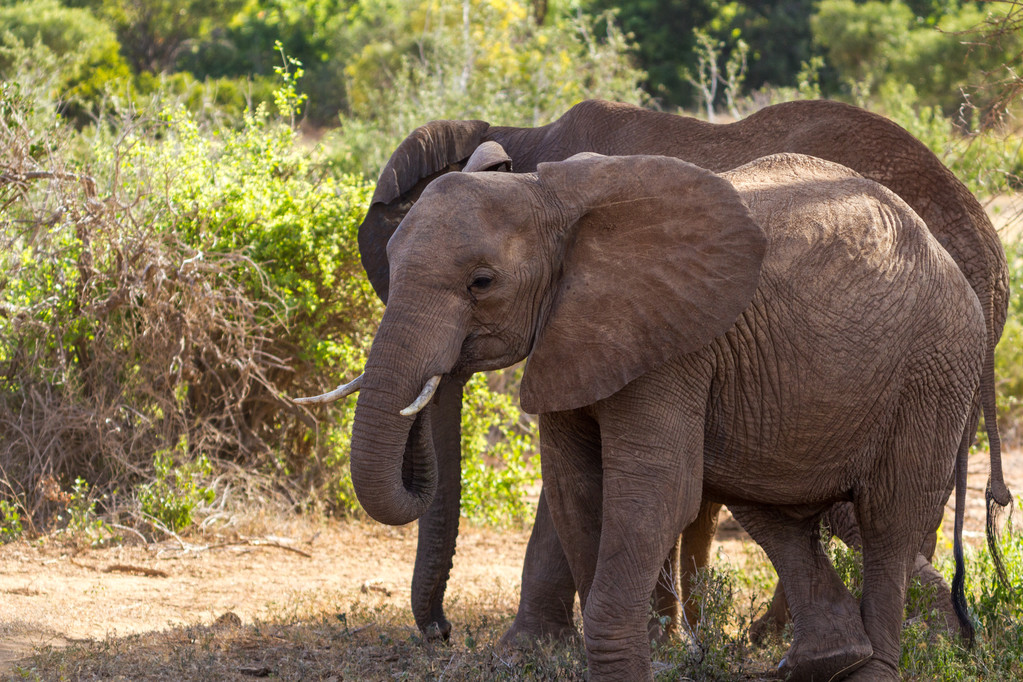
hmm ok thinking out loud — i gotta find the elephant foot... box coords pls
[843,658,900,681]
[776,617,872,682]
[420,618,452,641]
[498,612,576,650]
[777,641,872,682]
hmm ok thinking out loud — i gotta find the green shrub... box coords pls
[138,442,215,532]
[0,73,378,521]
[812,0,1023,114]
[334,0,646,177]
[0,0,130,113]
[0,499,23,543]
[460,371,538,527]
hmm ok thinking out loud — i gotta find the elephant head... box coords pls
[346,154,765,525]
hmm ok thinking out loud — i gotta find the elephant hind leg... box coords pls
[847,389,969,680]
[730,504,872,682]
[649,500,722,644]
[500,487,578,649]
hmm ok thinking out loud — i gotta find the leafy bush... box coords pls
[873,84,1023,198]
[0,74,376,523]
[813,0,1023,114]
[0,499,23,543]
[334,0,646,176]
[460,371,538,526]
[0,0,130,113]
[138,442,215,532]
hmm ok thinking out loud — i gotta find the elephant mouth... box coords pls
[453,332,529,376]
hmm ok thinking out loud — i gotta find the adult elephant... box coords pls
[330,98,1010,642]
[335,152,987,680]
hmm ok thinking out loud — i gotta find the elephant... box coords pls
[334,151,987,680]
[308,98,1009,644]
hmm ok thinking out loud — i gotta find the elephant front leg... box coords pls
[547,378,709,682]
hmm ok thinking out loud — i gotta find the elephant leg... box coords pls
[750,500,958,647]
[826,501,961,638]
[674,500,722,632]
[411,376,464,639]
[567,380,706,682]
[650,535,682,644]
[846,394,967,681]
[730,504,872,682]
[499,487,578,647]
[907,552,961,637]
[538,409,604,609]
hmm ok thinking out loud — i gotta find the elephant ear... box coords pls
[463,140,512,172]
[520,154,767,414]
[359,119,490,302]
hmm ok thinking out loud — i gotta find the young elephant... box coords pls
[341,98,1009,643]
[343,153,985,681]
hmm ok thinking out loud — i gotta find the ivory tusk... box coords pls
[293,374,364,405]
[400,375,442,417]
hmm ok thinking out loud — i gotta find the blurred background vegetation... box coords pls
[0,0,1022,542]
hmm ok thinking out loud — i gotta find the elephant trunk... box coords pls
[349,300,463,526]
[350,380,437,525]
[350,352,440,526]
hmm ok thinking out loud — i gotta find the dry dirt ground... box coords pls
[0,447,1020,679]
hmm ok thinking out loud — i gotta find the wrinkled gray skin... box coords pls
[351,99,1009,643]
[347,152,986,681]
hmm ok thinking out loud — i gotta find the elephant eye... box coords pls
[469,273,494,293]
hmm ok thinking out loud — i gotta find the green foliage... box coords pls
[0,0,130,110]
[826,532,863,599]
[875,84,1023,197]
[654,555,770,681]
[138,440,215,532]
[51,477,117,545]
[584,0,716,106]
[335,0,646,177]
[900,513,1023,679]
[459,371,539,526]
[813,0,1023,114]
[0,499,24,542]
[68,0,247,73]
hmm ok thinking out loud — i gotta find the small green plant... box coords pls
[826,533,864,600]
[0,499,24,543]
[657,558,765,680]
[55,478,113,546]
[271,40,308,125]
[138,439,215,533]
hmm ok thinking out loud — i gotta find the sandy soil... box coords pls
[0,447,1019,675]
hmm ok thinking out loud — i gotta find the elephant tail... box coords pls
[982,342,1015,593]
[951,422,976,646]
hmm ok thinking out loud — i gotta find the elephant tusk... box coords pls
[293,374,364,405]
[400,375,442,417]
